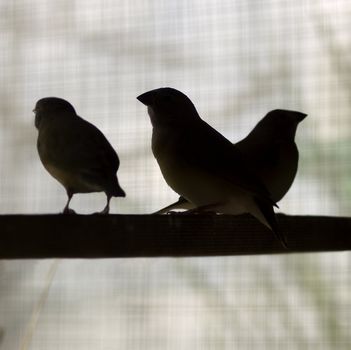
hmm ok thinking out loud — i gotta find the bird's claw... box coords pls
[62,208,76,215]
[92,210,109,215]
[92,207,110,215]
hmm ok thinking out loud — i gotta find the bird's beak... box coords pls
[296,112,307,122]
[137,90,157,106]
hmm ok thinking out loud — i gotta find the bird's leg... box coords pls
[99,195,112,215]
[63,191,75,214]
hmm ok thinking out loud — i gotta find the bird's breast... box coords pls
[258,141,298,202]
[152,128,231,205]
[43,163,74,188]
[37,129,103,194]
[42,162,103,193]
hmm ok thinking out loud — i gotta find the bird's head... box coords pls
[33,97,76,129]
[137,87,200,126]
[256,109,307,139]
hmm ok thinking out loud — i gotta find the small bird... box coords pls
[137,87,286,247]
[156,109,307,213]
[34,97,125,214]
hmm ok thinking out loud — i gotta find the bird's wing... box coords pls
[259,140,298,200]
[176,120,275,203]
[236,136,299,203]
[44,116,120,185]
[72,117,120,183]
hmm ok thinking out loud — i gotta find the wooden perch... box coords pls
[1,214,350,259]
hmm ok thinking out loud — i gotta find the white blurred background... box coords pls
[0,1,350,349]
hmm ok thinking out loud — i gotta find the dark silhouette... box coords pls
[34,97,125,214]
[137,87,287,248]
[157,109,307,213]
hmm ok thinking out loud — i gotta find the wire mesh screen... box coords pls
[0,0,351,349]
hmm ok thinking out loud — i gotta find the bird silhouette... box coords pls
[156,109,307,213]
[34,97,125,214]
[137,87,287,247]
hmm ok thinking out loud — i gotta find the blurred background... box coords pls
[0,0,351,349]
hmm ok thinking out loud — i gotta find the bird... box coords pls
[137,87,286,247]
[34,97,125,214]
[156,109,307,213]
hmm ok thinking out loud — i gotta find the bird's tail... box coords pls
[253,197,287,249]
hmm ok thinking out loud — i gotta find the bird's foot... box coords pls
[93,206,110,215]
[62,208,76,215]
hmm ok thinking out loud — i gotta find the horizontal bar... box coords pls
[1,214,350,259]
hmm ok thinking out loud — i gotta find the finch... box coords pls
[157,109,307,213]
[34,97,125,214]
[137,87,286,247]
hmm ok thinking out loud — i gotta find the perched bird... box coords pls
[137,87,286,247]
[34,97,125,214]
[156,109,307,213]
